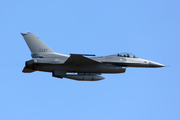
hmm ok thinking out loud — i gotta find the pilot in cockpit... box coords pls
[118,53,122,56]
[117,53,138,58]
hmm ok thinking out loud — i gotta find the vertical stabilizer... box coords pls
[21,32,68,58]
[21,32,55,53]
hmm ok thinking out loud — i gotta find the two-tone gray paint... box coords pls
[22,32,164,81]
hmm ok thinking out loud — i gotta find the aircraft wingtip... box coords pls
[21,32,30,35]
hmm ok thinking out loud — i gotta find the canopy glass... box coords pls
[110,53,139,58]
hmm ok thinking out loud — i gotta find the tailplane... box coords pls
[21,32,68,58]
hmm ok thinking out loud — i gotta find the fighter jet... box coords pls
[21,32,164,81]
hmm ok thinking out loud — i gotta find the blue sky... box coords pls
[0,0,179,120]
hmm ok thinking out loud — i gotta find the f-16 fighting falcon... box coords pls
[21,32,164,81]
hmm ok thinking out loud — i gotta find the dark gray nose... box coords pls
[149,61,165,67]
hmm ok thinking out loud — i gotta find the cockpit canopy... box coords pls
[110,53,139,58]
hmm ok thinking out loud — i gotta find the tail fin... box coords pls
[21,32,68,58]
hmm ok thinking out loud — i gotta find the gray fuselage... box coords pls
[25,55,164,74]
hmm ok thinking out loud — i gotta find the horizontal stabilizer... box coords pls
[22,67,35,73]
[65,54,101,65]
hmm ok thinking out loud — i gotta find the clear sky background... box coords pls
[0,0,179,120]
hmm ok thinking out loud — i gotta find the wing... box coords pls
[64,54,101,65]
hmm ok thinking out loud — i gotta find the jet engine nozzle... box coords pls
[25,59,37,70]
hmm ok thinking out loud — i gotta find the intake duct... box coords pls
[64,75,104,81]
[52,70,104,81]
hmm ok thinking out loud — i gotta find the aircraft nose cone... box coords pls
[149,61,165,67]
